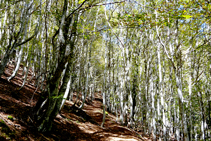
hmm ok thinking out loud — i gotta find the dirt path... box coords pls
[0,64,151,141]
[56,92,152,141]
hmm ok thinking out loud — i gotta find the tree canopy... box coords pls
[0,0,211,140]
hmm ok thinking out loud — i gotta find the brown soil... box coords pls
[0,63,151,141]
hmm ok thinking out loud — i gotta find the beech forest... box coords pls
[0,0,211,140]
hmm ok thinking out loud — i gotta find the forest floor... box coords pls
[0,63,152,141]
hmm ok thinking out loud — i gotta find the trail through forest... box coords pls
[1,1,211,140]
[0,64,151,141]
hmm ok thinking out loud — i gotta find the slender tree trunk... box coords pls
[33,6,81,131]
[0,0,40,77]
[157,42,166,140]
[101,71,106,127]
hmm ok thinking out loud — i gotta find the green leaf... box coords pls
[78,0,85,4]
[54,25,59,30]
[181,15,193,19]
[7,115,13,120]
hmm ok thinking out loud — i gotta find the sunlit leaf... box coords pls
[181,15,193,19]
[78,0,85,4]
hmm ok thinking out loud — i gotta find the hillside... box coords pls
[0,64,151,141]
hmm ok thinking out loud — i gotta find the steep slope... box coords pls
[0,64,151,141]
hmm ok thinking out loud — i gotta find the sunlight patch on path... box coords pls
[107,136,139,141]
[77,122,102,134]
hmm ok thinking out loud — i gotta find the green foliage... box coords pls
[0,119,5,125]
[51,95,65,100]
[7,115,13,121]
[0,119,16,140]
[1,0,210,138]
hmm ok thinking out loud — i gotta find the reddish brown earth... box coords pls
[0,64,151,141]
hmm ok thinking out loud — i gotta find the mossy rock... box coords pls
[0,119,16,139]
[0,121,12,133]
[0,119,7,127]
[0,119,4,122]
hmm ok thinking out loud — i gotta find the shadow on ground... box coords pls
[0,64,150,141]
